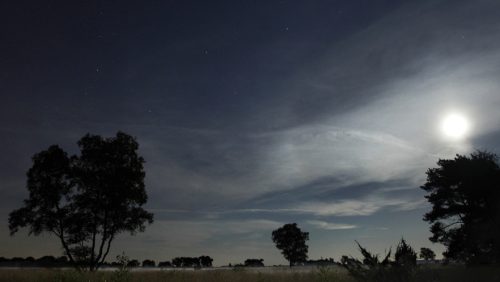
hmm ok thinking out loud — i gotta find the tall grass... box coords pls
[0,268,354,282]
[0,266,499,282]
[0,268,349,282]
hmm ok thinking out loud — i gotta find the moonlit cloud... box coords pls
[297,197,426,217]
[307,220,357,230]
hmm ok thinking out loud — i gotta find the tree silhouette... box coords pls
[306,257,335,266]
[142,259,156,267]
[272,223,309,267]
[171,257,202,268]
[340,241,392,281]
[421,151,500,264]
[8,132,154,271]
[394,238,417,267]
[127,259,140,267]
[419,247,436,261]
[199,256,213,267]
[341,240,418,281]
[172,257,182,267]
[158,260,172,267]
[244,258,264,267]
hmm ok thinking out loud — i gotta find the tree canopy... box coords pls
[244,258,264,267]
[421,150,500,264]
[8,132,154,271]
[171,256,213,268]
[271,223,309,267]
[419,247,436,261]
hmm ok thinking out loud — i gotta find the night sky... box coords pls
[2,0,500,266]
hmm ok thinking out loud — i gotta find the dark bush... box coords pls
[244,258,264,267]
[341,239,419,282]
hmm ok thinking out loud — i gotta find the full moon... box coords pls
[441,113,470,139]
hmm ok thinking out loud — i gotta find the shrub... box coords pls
[341,239,418,282]
[111,253,131,282]
[395,238,417,267]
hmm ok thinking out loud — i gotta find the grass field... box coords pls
[0,265,500,282]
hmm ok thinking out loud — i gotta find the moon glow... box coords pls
[441,113,470,140]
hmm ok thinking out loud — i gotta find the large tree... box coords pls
[9,132,154,271]
[272,223,309,267]
[421,151,500,264]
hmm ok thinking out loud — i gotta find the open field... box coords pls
[1,266,500,282]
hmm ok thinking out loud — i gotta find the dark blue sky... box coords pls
[1,0,500,265]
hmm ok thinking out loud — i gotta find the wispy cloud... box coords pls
[307,220,357,230]
[299,196,427,216]
[230,196,426,217]
[298,199,385,216]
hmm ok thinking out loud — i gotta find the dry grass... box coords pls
[0,267,351,282]
[0,265,499,282]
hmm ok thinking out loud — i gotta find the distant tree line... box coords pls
[171,256,213,268]
[122,255,214,268]
[230,257,336,268]
[244,258,264,267]
[0,256,69,267]
[305,257,337,266]
[230,258,265,268]
[0,255,214,269]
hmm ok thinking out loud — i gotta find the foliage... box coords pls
[158,260,173,267]
[306,257,336,266]
[244,258,264,267]
[127,259,140,267]
[419,247,436,261]
[111,253,131,282]
[340,241,392,282]
[8,132,154,271]
[395,238,417,267]
[171,256,213,268]
[0,255,68,267]
[272,223,309,267]
[341,239,419,282]
[199,255,214,267]
[142,259,156,267]
[314,265,337,282]
[421,151,500,264]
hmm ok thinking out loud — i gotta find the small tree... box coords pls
[158,261,172,268]
[128,259,140,267]
[341,240,418,282]
[8,132,154,271]
[199,256,213,267]
[272,223,309,267]
[172,257,201,268]
[172,257,182,267]
[244,258,264,267]
[395,238,417,267]
[142,259,155,267]
[340,241,392,282]
[112,252,131,282]
[419,248,436,261]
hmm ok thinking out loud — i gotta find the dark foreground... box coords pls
[0,265,500,282]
